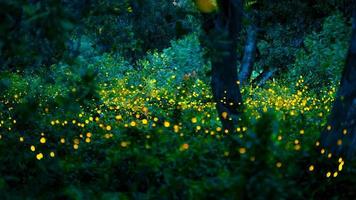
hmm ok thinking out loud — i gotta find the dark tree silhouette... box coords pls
[200,0,244,132]
[321,1,356,159]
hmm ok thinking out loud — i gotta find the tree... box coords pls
[320,1,356,159]
[197,0,244,132]
[239,23,258,85]
[239,2,260,85]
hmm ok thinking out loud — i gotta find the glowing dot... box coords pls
[180,143,189,151]
[309,165,314,172]
[327,125,331,131]
[276,162,282,168]
[343,129,348,135]
[85,138,91,143]
[130,121,137,127]
[19,137,24,142]
[333,172,338,177]
[115,115,122,120]
[315,141,320,146]
[174,125,179,133]
[164,121,170,127]
[191,117,197,123]
[121,141,129,147]
[86,132,92,138]
[40,137,46,144]
[277,135,282,141]
[294,144,301,151]
[239,147,246,154]
[326,172,331,178]
[50,152,55,157]
[30,145,36,152]
[338,162,344,171]
[73,144,79,150]
[142,119,148,125]
[36,153,44,160]
[60,138,65,143]
[338,158,343,163]
[299,129,304,135]
[321,148,325,154]
[221,112,228,119]
[106,125,112,131]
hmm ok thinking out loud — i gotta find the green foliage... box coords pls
[288,13,351,90]
[0,0,76,69]
[0,49,352,198]
[138,34,207,86]
[250,0,349,80]
[0,0,355,199]
[83,0,199,60]
[256,24,299,71]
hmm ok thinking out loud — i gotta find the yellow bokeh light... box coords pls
[36,153,43,160]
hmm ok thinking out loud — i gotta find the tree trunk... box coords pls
[201,0,244,132]
[320,2,356,159]
[251,68,277,87]
[239,24,258,85]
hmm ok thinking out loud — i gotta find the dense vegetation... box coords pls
[0,0,355,199]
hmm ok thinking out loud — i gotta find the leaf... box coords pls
[61,20,75,31]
